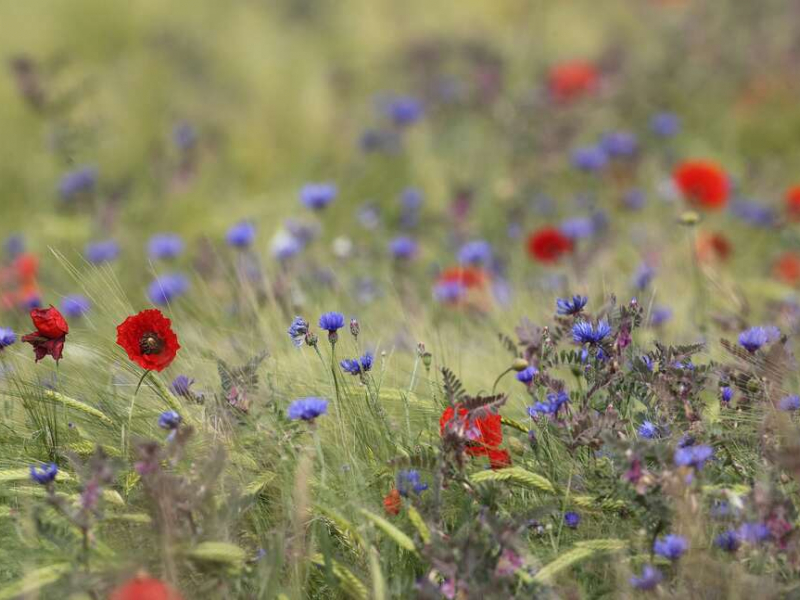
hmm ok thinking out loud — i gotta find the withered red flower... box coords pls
[526,227,573,263]
[548,60,598,104]
[110,575,183,600]
[383,488,402,516]
[440,405,503,456]
[22,305,68,362]
[673,160,729,210]
[116,309,180,372]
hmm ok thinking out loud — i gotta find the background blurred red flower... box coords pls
[110,575,183,600]
[785,185,800,220]
[383,488,402,515]
[21,305,68,362]
[695,231,732,263]
[774,252,800,286]
[116,309,180,372]
[548,60,598,103]
[437,266,488,289]
[526,227,573,263]
[673,160,730,210]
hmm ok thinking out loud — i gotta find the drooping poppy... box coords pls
[21,305,68,362]
[548,61,598,104]
[673,160,729,210]
[383,488,402,516]
[110,575,183,600]
[526,227,574,263]
[116,309,180,372]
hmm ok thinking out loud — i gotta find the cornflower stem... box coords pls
[328,339,347,446]
[491,367,514,394]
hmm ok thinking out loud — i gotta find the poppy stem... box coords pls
[491,367,514,394]
[127,370,152,436]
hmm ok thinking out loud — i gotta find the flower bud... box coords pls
[305,331,318,347]
[349,318,360,339]
[512,358,529,372]
[421,351,433,369]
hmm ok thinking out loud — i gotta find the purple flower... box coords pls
[715,530,740,552]
[0,327,17,349]
[400,187,423,210]
[4,234,25,258]
[516,366,537,384]
[147,234,184,260]
[288,397,328,421]
[721,386,733,403]
[653,534,687,560]
[300,183,337,210]
[737,522,770,544]
[571,146,608,172]
[287,316,309,347]
[383,96,424,126]
[633,263,655,291]
[271,231,303,260]
[60,295,91,319]
[779,395,800,411]
[170,375,194,398]
[650,112,680,137]
[600,131,638,158]
[528,391,569,417]
[147,273,189,305]
[564,511,581,528]
[559,216,595,240]
[629,565,662,590]
[226,221,256,248]
[731,199,776,228]
[556,295,588,316]
[638,421,658,439]
[458,240,492,265]
[434,281,465,303]
[318,312,345,333]
[649,306,673,327]
[738,327,769,353]
[58,166,97,200]
[389,236,418,260]
[85,240,120,264]
[173,121,197,150]
[158,410,182,430]
[674,444,714,470]
[30,463,59,485]
[396,469,428,497]
[623,189,646,210]
[572,320,611,345]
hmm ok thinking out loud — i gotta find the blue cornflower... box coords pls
[633,263,655,291]
[85,240,120,264]
[600,131,638,158]
[779,395,800,411]
[638,421,658,439]
[623,188,646,210]
[571,146,608,172]
[400,187,423,210]
[288,397,328,421]
[30,463,59,485]
[458,240,492,265]
[434,281,465,303]
[737,522,770,544]
[173,121,197,150]
[58,166,97,200]
[147,234,184,260]
[360,352,373,372]
[556,295,588,316]
[529,391,569,417]
[649,306,672,327]
[340,358,361,375]
[516,366,537,384]
[271,231,303,260]
[653,534,688,560]
[60,295,91,319]
[629,565,663,590]
[158,410,182,430]
[358,203,380,229]
[389,236,418,260]
[730,199,776,228]
[226,221,256,248]
[650,112,680,137]
[738,327,769,353]
[359,128,399,153]
[147,273,190,305]
[564,511,581,528]
[4,234,24,258]
[170,375,194,398]
[0,327,17,349]
[721,386,733,403]
[319,312,345,333]
[300,183,337,210]
[640,355,654,371]
[396,469,428,497]
[287,316,309,347]
[383,96,424,126]
[572,320,611,345]
[674,444,714,470]
[715,530,740,552]
[559,217,595,240]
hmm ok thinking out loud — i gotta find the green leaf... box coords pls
[0,564,71,600]
[359,508,418,555]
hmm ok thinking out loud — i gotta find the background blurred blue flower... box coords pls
[60,295,91,318]
[148,273,189,304]
[300,182,337,210]
[148,234,185,260]
[226,221,256,248]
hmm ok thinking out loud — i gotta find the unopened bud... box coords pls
[679,210,701,226]
[349,318,360,339]
[512,358,529,372]
[421,352,433,369]
[305,331,318,347]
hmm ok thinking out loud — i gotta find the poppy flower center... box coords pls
[139,332,165,355]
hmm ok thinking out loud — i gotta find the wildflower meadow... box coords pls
[3,1,800,598]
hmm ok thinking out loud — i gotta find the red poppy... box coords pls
[21,305,68,362]
[673,160,729,210]
[774,252,800,286]
[548,61,598,104]
[695,231,732,263]
[110,575,183,600]
[526,227,574,263]
[488,449,511,470]
[116,309,180,372]
[440,405,503,456]
[437,266,488,289]
[785,186,800,221]
[383,488,402,516]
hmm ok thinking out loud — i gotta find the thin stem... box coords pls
[491,367,514,394]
